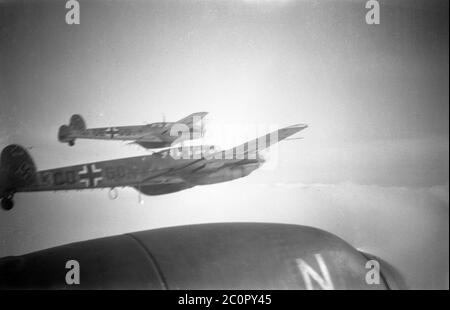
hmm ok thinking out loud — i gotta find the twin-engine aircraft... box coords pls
[0,124,307,210]
[58,112,208,149]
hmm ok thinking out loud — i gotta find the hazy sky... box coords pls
[0,0,448,289]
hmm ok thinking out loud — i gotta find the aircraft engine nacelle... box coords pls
[136,183,193,196]
[192,163,259,185]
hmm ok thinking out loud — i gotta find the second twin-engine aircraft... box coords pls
[0,124,307,210]
[58,112,208,149]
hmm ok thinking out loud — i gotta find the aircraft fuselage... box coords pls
[18,149,262,195]
[73,123,178,141]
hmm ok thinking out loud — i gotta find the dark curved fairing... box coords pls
[69,114,86,131]
[135,183,193,195]
[0,223,402,289]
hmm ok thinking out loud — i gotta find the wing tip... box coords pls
[194,112,209,118]
[288,123,308,129]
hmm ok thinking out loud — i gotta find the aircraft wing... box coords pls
[138,158,205,186]
[212,123,308,159]
[131,133,166,144]
[131,112,208,148]
[138,124,308,185]
[175,112,208,129]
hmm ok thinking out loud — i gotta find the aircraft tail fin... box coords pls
[69,114,86,131]
[58,114,86,146]
[0,145,36,196]
[176,112,208,128]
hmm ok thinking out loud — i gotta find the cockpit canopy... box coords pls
[156,145,220,159]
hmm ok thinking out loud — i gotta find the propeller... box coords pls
[137,184,144,204]
[108,187,119,200]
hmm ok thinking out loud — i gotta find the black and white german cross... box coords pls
[105,127,120,139]
[78,164,103,187]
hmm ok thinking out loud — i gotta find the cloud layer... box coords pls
[0,181,447,289]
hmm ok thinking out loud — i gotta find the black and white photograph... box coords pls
[0,0,448,293]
